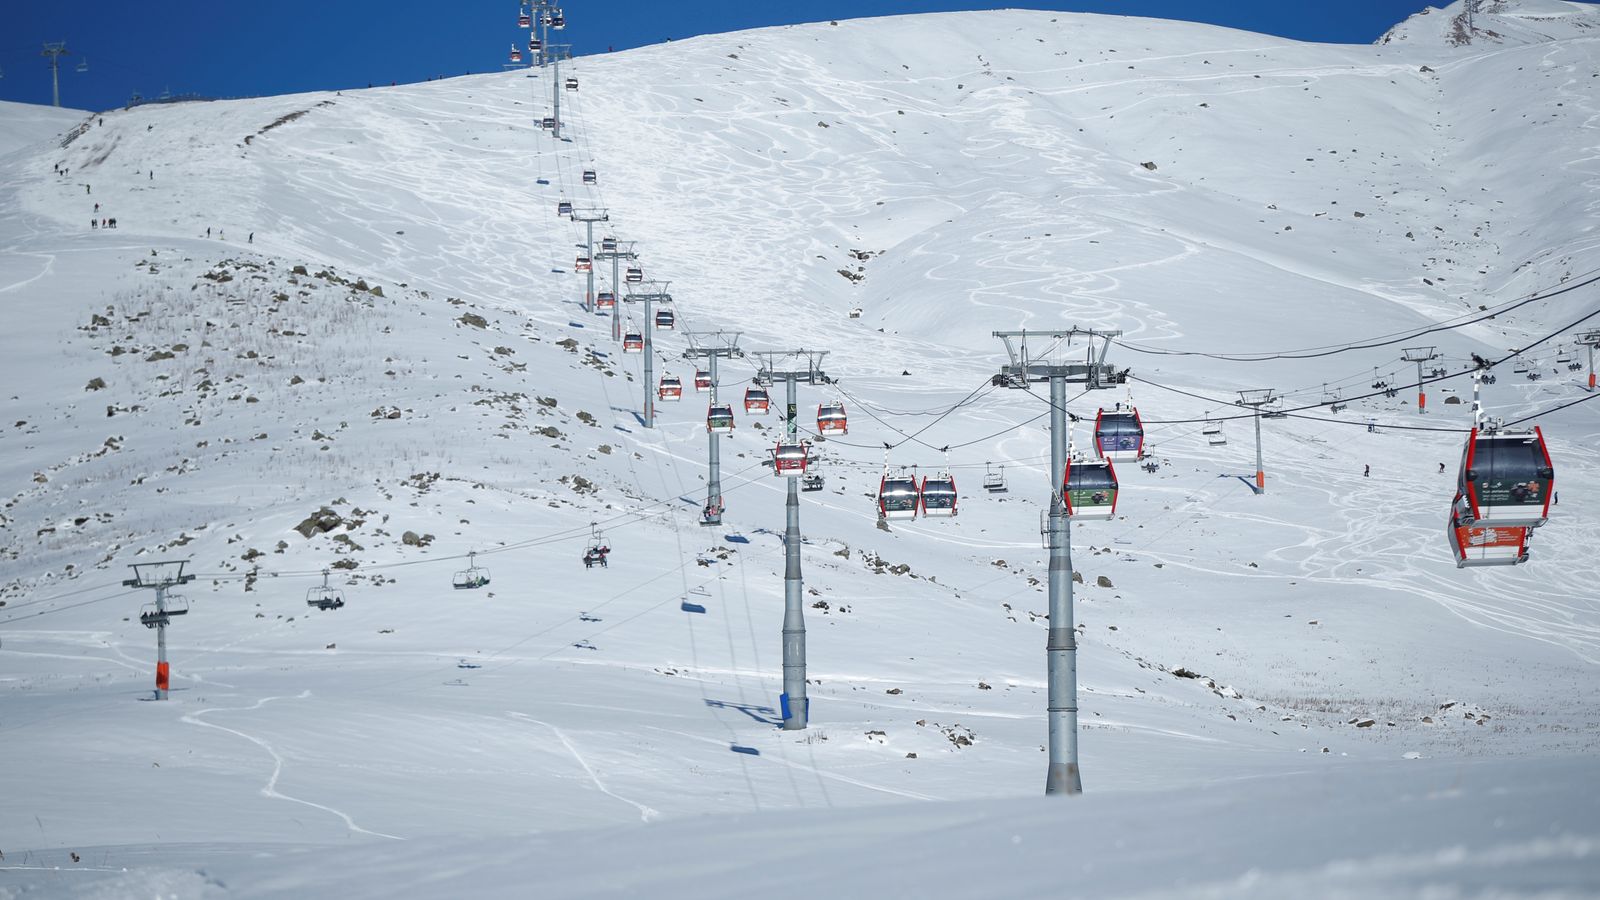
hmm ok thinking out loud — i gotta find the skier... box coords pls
[90,218,97,229]
[248,232,254,244]
[1363,464,1370,478]
[206,227,211,238]
[1438,462,1445,474]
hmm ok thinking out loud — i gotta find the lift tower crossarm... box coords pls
[749,349,830,732]
[991,326,1124,797]
[683,332,744,526]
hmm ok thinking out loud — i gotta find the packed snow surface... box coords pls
[1,1,1597,896]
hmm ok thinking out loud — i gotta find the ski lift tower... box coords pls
[682,331,744,525]
[992,328,1121,796]
[571,208,609,313]
[1578,330,1600,391]
[547,44,571,140]
[595,239,636,341]
[40,42,76,109]
[752,350,830,731]
[1401,346,1440,414]
[622,281,672,428]
[1236,389,1277,493]
[122,561,195,700]
[529,0,556,68]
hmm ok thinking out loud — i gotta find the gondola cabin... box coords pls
[1448,493,1530,568]
[509,46,523,64]
[622,331,644,353]
[707,404,735,434]
[519,12,531,27]
[1456,427,1554,529]
[596,291,616,309]
[658,374,683,401]
[1063,459,1118,520]
[920,474,958,518]
[744,387,770,414]
[878,474,920,521]
[574,256,592,272]
[1094,408,1144,463]
[530,38,542,52]
[565,77,579,91]
[551,13,566,28]
[817,403,847,436]
[655,308,676,330]
[694,370,712,392]
[773,442,810,476]
[557,200,573,216]
[625,267,644,283]
[582,170,597,185]
[541,116,557,130]
[600,236,617,252]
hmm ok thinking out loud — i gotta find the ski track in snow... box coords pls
[508,711,661,822]
[182,692,406,841]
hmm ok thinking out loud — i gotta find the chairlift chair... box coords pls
[744,386,770,414]
[920,473,958,518]
[1063,458,1118,520]
[982,463,1008,493]
[625,267,644,283]
[1093,407,1144,463]
[1448,493,1530,568]
[574,256,592,272]
[878,471,920,521]
[801,473,825,492]
[452,552,491,589]
[583,528,610,569]
[305,569,345,611]
[596,291,616,309]
[772,442,810,476]
[655,308,676,330]
[582,169,597,185]
[848,307,863,319]
[1456,427,1554,529]
[1203,418,1227,445]
[622,330,644,353]
[139,596,190,628]
[694,370,712,392]
[707,404,735,434]
[816,402,848,436]
[658,373,683,402]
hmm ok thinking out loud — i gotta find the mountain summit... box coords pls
[1379,0,1600,48]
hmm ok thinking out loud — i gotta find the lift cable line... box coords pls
[1111,266,1600,362]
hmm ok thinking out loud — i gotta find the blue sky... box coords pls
[0,1,1487,111]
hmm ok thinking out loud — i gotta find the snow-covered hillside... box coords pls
[1380,0,1600,48]
[1,2,1597,896]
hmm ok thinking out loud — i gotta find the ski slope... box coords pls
[1,1,1598,896]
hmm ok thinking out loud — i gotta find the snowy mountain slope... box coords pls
[1,4,1598,897]
[1380,0,1600,48]
[0,100,85,159]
